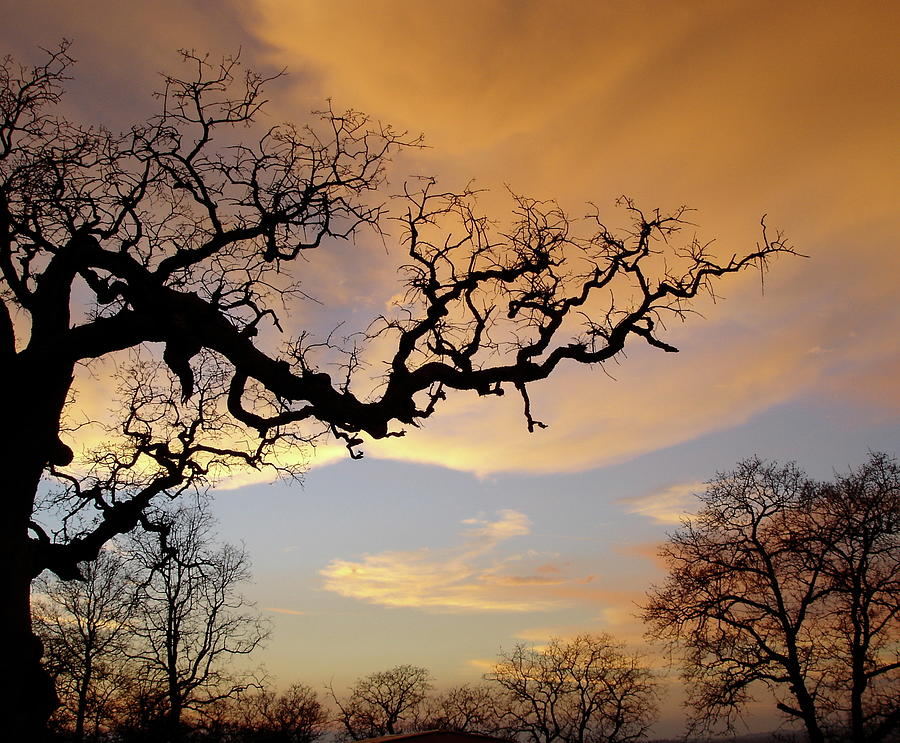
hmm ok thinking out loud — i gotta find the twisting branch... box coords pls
[2,46,796,588]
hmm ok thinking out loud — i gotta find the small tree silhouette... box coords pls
[487,634,658,743]
[125,504,268,742]
[330,665,433,740]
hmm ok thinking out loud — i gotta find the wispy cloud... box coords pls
[623,482,704,524]
[614,541,669,575]
[466,658,495,672]
[321,511,587,612]
[240,1,900,481]
[263,607,307,616]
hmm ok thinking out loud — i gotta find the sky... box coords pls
[6,0,900,737]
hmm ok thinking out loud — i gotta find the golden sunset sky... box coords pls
[7,1,899,736]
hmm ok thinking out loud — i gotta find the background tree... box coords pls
[422,683,506,735]
[33,548,136,741]
[106,670,170,743]
[3,43,794,736]
[642,453,900,743]
[212,681,330,743]
[329,665,433,740]
[126,503,269,742]
[487,634,658,743]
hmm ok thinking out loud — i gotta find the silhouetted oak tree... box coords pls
[33,548,136,741]
[2,42,794,736]
[487,634,658,743]
[212,681,330,743]
[125,504,268,743]
[422,683,506,735]
[329,665,433,740]
[643,453,900,743]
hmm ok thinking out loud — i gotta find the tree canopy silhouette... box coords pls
[422,683,506,735]
[329,664,433,740]
[487,634,658,743]
[2,43,794,737]
[209,681,329,743]
[643,453,900,743]
[125,504,268,743]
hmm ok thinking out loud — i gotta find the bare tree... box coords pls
[642,453,900,743]
[422,682,507,735]
[213,681,330,743]
[33,548,136,741]
[329,665,433,740]
[2,43,795,736]
[487,634,658,743]
[126,503,269,742]
[106,669,170,743]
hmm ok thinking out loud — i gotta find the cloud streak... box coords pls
[263,607,307,616]
[321,511,590,612]
[623,482,705,525]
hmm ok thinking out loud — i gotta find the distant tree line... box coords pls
[35,518,658,743]
[34,453,898,743]
[34,502,269,742]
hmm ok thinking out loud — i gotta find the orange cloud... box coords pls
[237,0,900,479]
[28,0,899,487]
[614,542,669,574]
[622,482,705,525]
[321,510,595,612]
[466,658,495,672]
[511,613,646,648]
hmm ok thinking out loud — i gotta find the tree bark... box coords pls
[1,358,76,738]
[0,458,58,740]
[167,692,183,743]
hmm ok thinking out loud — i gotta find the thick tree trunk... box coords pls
[803,717,826,743]
[850,654,867,743]
[167,651,184,743]
[1,358,76,738]
[167,694,184,743]
[790,687,826,743]
[848,586,869,743]
[777,656,826,743]
[0,463,59,740]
